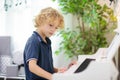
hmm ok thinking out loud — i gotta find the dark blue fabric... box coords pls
[24,31,54,80]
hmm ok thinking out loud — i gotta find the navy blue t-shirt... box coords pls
[24,31,54,80]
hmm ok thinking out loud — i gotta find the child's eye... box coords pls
[49,24,53,27]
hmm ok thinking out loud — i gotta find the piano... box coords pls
[52,28,120,80]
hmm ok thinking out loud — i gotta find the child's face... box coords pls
[40,20,59,38]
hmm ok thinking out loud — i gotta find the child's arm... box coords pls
[54,67,58,72]
[28,59,52,80]
[54,67,67,73]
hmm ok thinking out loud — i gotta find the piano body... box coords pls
[52,28,120,80]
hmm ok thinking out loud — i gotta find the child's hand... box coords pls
[68,60,77,69]
[58,67,67,73]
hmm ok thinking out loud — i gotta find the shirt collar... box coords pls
[33,31,51,45]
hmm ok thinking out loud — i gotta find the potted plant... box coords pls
[53,0,117,58]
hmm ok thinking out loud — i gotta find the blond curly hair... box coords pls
[34,7,64,29]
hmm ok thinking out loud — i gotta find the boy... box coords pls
[23,7,67,80]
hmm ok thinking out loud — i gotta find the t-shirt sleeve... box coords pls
[24,39,40,63]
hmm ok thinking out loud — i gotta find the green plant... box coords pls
[53,0,117,58]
